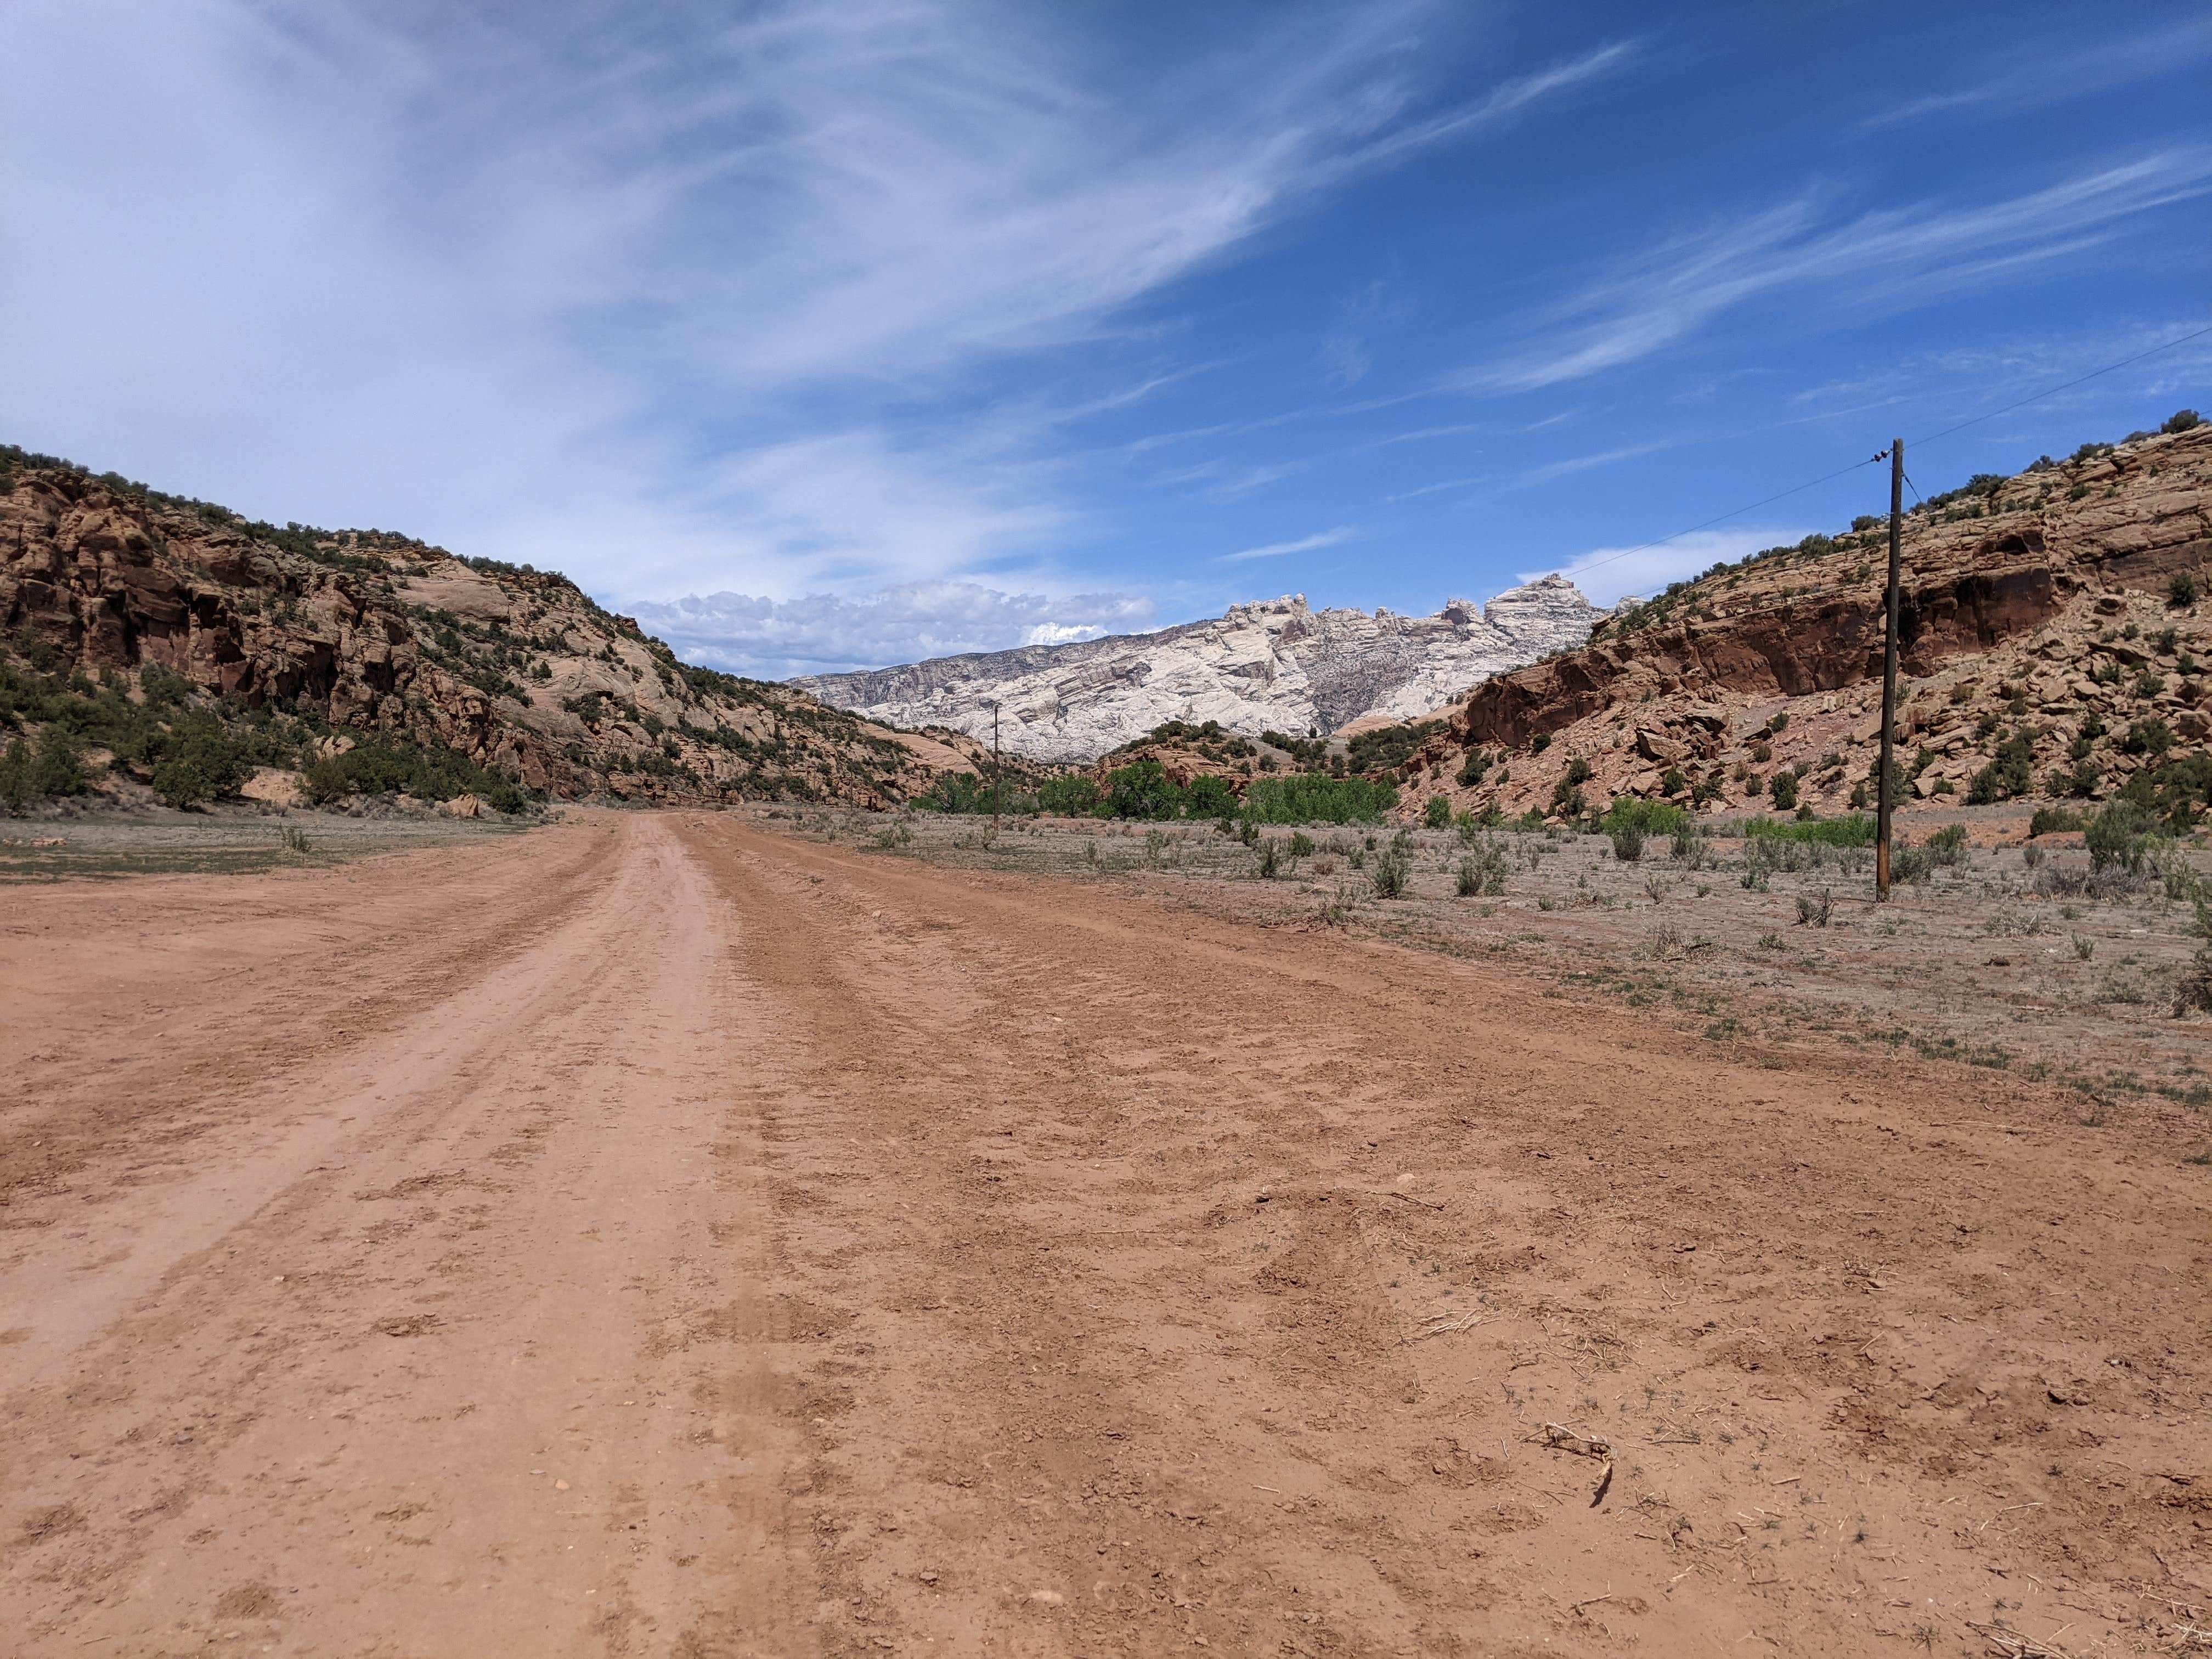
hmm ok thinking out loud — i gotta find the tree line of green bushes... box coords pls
[919,757,1400,825]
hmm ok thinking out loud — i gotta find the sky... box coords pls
[4,2,2209,679]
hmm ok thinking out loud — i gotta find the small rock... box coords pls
[1029,1589,1063,1606]
[555,1479,570,1491]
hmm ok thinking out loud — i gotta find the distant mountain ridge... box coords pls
[794,574,1603,761]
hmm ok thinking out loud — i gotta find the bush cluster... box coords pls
[299,739,528,812]
[1242,772,1399,825]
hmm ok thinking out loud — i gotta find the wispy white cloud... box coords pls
[1319,333,1373,387]
[1223,527,1359,561]
[631,583,1156,679]
[1862,18,2212,131]
[1526,527,1805,608]
[1333,40,1643,173]
[1385,476,1484,502]
[1453,150,2212,395]
[0,0,1635,619]
[1520,438,1681,483]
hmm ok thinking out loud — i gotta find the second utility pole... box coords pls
[1876,438,1903,900]
[991,701,1001,837]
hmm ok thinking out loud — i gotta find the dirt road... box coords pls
[3,812,2205,1657]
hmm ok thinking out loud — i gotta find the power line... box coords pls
[1905,322,2212,450]
[1561,321,2211,584]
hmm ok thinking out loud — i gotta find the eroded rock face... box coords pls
[1392,424,2212,823]
[1456,430,2211,753]
[795,575,1602,761]
[0,459,993,806]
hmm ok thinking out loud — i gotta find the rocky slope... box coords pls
[794,575,1601,763]
[1385,419,2212,824]
[0,448,1000,812]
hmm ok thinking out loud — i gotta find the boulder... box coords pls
[240,767,303,808]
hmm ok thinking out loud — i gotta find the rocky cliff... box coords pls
[1387,419,2212,823]
[0,448,998,811]
[794,574,1602,763]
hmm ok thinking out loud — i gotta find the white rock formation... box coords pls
[794,574,1602,761]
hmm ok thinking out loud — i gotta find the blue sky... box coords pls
[5,2,2208,678]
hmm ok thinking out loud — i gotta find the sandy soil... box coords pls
[3,810,2208,1657]
[791,804,2212,1118]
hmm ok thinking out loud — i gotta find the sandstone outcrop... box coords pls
[0,450,996,808]
[795,576,1601,763]
[1389,424,2212,821]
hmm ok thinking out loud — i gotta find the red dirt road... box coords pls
[2,812,2206,1657]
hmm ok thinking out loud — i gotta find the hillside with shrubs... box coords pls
[0,445,1002,817]
[1364,413,2212,838]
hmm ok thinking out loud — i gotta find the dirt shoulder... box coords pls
[782,801,2212,1133]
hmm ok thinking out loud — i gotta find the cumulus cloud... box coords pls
[1525,528,1807,608]
[630,583,1157,680]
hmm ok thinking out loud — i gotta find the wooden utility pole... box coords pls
[1876,438,1903,899]
[991,702,1002,835]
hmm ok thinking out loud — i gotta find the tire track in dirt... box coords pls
[681,817,2211,1658]
[2,815,810,1656]
[2,812,2204,1657]
[0,818,623,1232]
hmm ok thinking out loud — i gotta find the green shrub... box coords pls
[2123,718,2174,757]
[1605,797,1688,837]
[1741,838,1778,890]
[1257,839,1282,878]
[1424,793,1451,829]
[149,712,254,808]
[1564,756,1592,786]
[292,737,527,813]
[1457,840,1507,896]
[2164,409,2202,435]
[2133,751,2212,828]
[2174,572,2200,609]
[1098,759,1186,820]
[299,754,350,805]
[0,738,31,811]
[920,771,1034,815]
[1610,823,1645,861]
[1926,823,1969,867]
[1344,718,1446,775]
[32,727,83,798]
[2085,800,2154,873]
[1889,843,1932,884]
[1769,770,1798,811]
[1242,773,1398,825]
[1037,774,1099,816]
[1370,843,1410,898]
[1184,774,1238,820]
[1456,751,1490,788]
[2029,806,2086,837]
